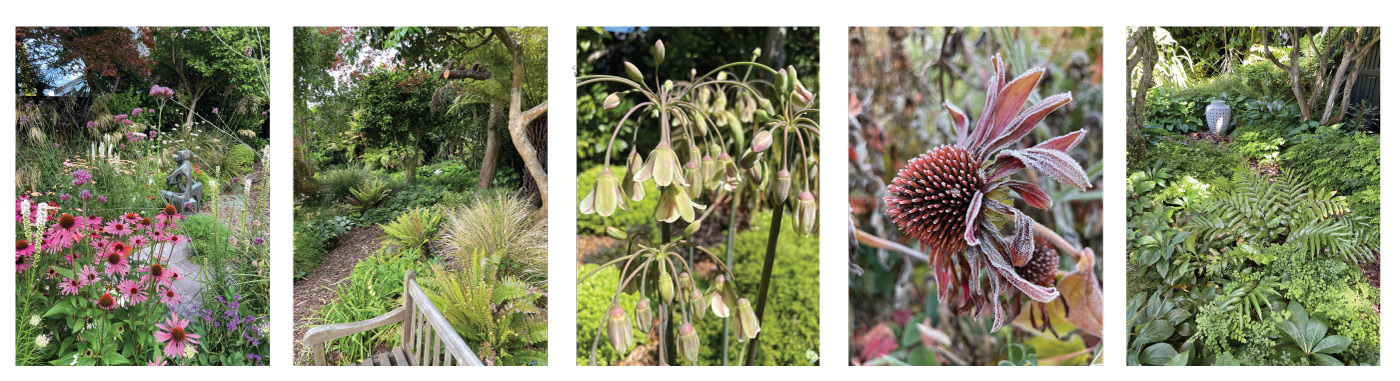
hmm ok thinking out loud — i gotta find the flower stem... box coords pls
[743,200,785,365]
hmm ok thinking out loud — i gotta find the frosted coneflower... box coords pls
[119,279,148,304]
[153,312,201,359]
[1006,236,1069,336]
[885,54,1088,331]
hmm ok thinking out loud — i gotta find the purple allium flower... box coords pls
[79,190,92,200]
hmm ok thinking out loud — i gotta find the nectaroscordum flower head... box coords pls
[579,167,628,217]
[636,144,686,187]
[884,54,1088,331]
[606,305,632,353]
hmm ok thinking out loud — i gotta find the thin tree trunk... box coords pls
[184,94,201,131]
[477,104,502,190]
[494,27,550,218]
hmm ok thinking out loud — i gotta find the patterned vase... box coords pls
[1205,99,1232,135]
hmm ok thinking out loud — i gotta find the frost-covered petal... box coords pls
[982,93,1073,158]
[989,148,1090,190]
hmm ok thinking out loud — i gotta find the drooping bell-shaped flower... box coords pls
[636,144,686,187]
[793,191,817,236]
[579,168,628,217]
[732,298,761,342]
[689,288,706,321]
[678,322,700,364]
[635,298,653,334]
[706,274,739,318]
[607,305,633,353]
[621,150,646,201]
[654,185,703,223]
[712,153,741,191]
[774,169,792,203]
[684,160,704,196]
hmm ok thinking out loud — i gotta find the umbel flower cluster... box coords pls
[885,55,1088,331]
[577,39,819,365]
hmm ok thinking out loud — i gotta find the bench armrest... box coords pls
[304,306,408,365]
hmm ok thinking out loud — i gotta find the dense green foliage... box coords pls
[312,247,424,365]
[420,250,547,366]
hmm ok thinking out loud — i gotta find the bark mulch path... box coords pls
[292,226,384,365]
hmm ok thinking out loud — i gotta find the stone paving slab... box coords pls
[131,240,205,318]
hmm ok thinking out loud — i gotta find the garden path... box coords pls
[131,240,204,319]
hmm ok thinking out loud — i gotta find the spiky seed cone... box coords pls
[885,145,985,260]
[1016,238,1059,288]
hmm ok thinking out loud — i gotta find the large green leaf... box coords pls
[1140,342,1178,365]
[1133,320,1175,347]
[1313,335,1351,355]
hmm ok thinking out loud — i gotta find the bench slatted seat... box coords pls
[305,270,483,366]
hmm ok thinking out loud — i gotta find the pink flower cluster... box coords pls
[114,114,135,126]
[149,85,175,100]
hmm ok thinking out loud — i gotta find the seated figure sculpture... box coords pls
[160,150,201,214]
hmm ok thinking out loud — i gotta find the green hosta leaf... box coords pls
[1140,342,1178,366]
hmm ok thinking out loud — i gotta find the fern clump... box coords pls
[419,250,548,366]
[1187,169,1376,263]
[377,207,444,251]
[349,176,389,210]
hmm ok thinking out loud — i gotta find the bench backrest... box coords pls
[401,270,485,366]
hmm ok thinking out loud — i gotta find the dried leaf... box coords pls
[1053,248,1103,338]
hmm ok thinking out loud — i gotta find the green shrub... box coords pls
[418,161,480,192]
[361,182,449,225]
[1137,140,1242,191]
[419,250,547,366]
[223,143,257,180]
[693,211,820,366]
[433,190,546,286]
[1266,244,1379,364]
[575,264,642,365]
[183,214,234,259]
[314,247,424,365]
[576,165,659,235]
[319,167,371,204]
[1282,125,1380,220]
[1228,122,1286,165]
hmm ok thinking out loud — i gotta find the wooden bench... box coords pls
[305,270,484,366]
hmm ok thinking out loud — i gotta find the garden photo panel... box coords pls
[576,26,821,366]
[1124,26,1380,366]
[16,26,272,366]
[290,27,548,366]
[848,26,1105,366]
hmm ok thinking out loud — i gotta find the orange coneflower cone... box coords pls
[1007,237,1069,337]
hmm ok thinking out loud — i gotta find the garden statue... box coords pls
[161,150,201,214]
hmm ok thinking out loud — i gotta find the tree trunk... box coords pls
[1126,27,1155,160]
[184,94,201,132]
[494,27,550,218]
[477,104,502,190]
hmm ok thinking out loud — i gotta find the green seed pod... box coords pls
[624,61,644,84]
[652,39,665,66]
[774,68,789,96]
[774,169,792,203]
[754,109,771,124]
[678,322,700,364]
[708,143,722,160]
[658,266,675,304]
[683,219,702,239]
[751,129,773,153]
[603,92,621,110]
[678,272,693,295]
[605,226,628,241]
[635,299,653,334]
[700,155,717,185]
[786,65,799,90]
[607,306,633,353]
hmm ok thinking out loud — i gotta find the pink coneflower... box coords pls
[142,263,171,286]
[119,279,148,303]
[129,235,150,248]
[88,236,110,252]
[156,219,179,231]
[138,217,153,230]
[78,265,100,286]
[159,287,182,306]
[16,252,32,274]
[46,213,83,247]
[17,239,35,257]
[153,312,200,359]
[59,277,85,295]
[122,212,142,225]
[154,205,184,224]
[96,293,118,310]
[85,215,103,231]
[104,220,134,236]
[102,251,130,276]
[167,235,187,245]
